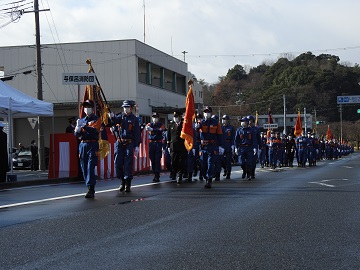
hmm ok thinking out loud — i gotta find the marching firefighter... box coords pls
[234,117,256,180]
[221,115,235,179]
[74,99,101,198]
[109,100,141,193]
[195,106,224,188]
[145,112,165,182]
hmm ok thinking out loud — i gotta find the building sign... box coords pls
[62,73,97,85]
[263,123,278,129]
[337,95,360,104]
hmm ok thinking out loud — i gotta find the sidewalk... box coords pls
[0,170,79,190]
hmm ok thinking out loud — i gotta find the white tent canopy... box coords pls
[0,80,53,118]
[0,80,53,177]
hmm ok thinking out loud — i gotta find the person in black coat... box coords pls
[166,112,187,184]
[66,117,76,133]
[0,122,9,182]
[30,139,39,171]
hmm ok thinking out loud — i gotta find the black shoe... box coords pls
[204,182,211,188]
[226,173,230,180]
[242,172,246,179]
[153,177,160,183]
[223,170,227,177]
[85,191,95,198]
[85,185,95,198]
[125,187,131,192]
[119,180,126,192]
[215,177,220,181]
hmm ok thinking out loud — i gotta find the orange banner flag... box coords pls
[180,80,195,152]
[326,125,332,140]
[266,108,273,138]
[294,110,302,137]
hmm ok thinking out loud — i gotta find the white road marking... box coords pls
[0,181,171,210]
[309,179,349,188]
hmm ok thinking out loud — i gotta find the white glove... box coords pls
[134,146,139,156]
[316,149,319,154]
[145,125,153,131]
[167,148,171,154]
[218,146,224,155]
[231,145,235,154]
[76,119,85,127]
[75,125,82,133]
[253,148,257,155]
[235,148,239,156]
[108,112,114,118]
[110,126,115,133]
[192,149,195,155]
[194,123,200,129]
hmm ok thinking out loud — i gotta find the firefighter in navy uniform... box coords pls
[74,100,101,198]
[258,132,267,168]
[145,112,165,182]
[109,100,141,193]
[295,131,308,167]
[266,131,279,169]
[211,114,222,181]
[221,115,235,179]
[234,117,256,180]
[247,115,261,178]
[167,111,187,185]
[195,106,224,188]
[194,113,203,180]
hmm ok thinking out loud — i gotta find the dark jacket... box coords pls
[0,129,9,174]
[167,121,187,153]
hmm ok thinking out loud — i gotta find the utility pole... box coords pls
[283,94,286,134]
[182,51,188,62]
[340,104,343,143]
[34,0,45,170]
[304,107,307,134]
[314,108,317,134]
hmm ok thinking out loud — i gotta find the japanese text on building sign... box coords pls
[62,73,97,85]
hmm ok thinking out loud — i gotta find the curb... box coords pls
[0,177,80,190]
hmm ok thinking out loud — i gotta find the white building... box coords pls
[0,39,203,147]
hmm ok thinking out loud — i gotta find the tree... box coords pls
[225,64,247,81]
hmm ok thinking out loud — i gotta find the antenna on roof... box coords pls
[143,0,146,43]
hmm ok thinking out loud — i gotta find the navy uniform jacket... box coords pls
[146,122,165,141]
[250,125,262,149]
[197,118,223,147]
[75,114,101,141]
[296,136,308,149]
[222,124,235,150]
[234,126,256,148]
[112,113,141,147]
[267,135,280,150]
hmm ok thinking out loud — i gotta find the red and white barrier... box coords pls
[49,128,165,179]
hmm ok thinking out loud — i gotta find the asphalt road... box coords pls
[1,153,360,270]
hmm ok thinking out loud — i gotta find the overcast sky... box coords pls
[1,0,360,84]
